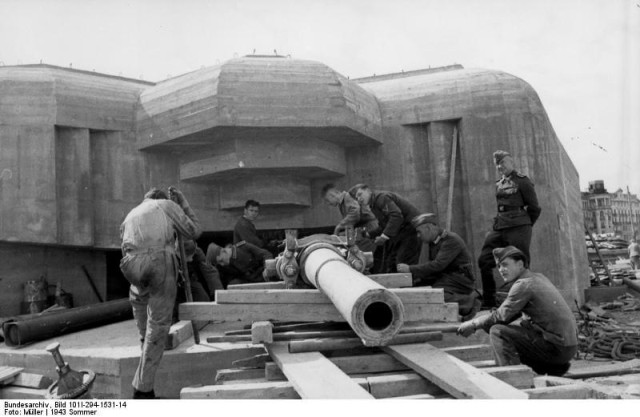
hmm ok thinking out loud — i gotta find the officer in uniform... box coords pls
[206,240,274,287]
[477,150,541,308]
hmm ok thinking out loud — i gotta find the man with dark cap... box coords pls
[206,241,274,286]
[457,246,577,376]
[477,150,541,308]
[119,186,201,399]
[233,200,264,248]
[397,213,480,320]
[351,184,420,273]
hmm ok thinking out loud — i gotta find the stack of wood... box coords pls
[178,273,459,325]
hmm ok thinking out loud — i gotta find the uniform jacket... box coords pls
[208,241,274,284]
[369,191,420,239]
[476,270,578,347]
[120,198,201,254]
[233,216,264,247]
[494,170,541,230]
[409,230,475,294]
[336,191,379,233]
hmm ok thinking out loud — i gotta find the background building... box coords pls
[582,180,639,240]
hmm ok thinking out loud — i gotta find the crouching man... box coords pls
[456,246,577,376]
[397,213,480,320]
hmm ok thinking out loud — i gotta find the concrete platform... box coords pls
[0,319,263,399]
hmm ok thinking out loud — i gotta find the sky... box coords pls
[1,0,638,195]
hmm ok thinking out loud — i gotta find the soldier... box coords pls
[321,183,379,237]
[397,213,481,320]
[233,200,264,248]
[477,151,541,308]
[119,186,201,399]
[206,240,274,286]
[351,184,420,273]
[458,246,577,376]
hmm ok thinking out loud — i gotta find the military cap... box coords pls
[207,243,222,265]
[411,213,439,229]
[492,246,524,264]
[493,150,511,164]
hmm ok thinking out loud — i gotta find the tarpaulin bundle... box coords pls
[2,298,132,347]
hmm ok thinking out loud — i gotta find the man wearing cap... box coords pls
[457,246,577,376]
[477,150,541,308]
[206,240,274,286]
[233,200,264,248]
[351,184,421,273]
[397,213,480,320]
[119,186,201,399]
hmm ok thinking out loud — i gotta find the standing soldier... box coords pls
[477,151,541,308]
[119,186,201,399]
[351,184,421,273]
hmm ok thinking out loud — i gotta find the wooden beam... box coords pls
[215,287,444,305]
[224,273,412,291]
[180,302,459,323]
[523,384,597,399]
[227,282,286,290]
[215,368,267,384]
[7,373,53,389]
[265,344,497,381]
[288,332,443,353]
[564,358,640,379]
[251,321,273,344]
[383,343,528,399]
[0,367,23,384]
[265,342,374,399]
[180,381,300,399]
[231,353,271,368]
[165,320,207,350]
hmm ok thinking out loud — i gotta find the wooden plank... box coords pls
[265,345,496,380]
[0,367,23,383]
[0,386,48,400]
[180,302,459,323]
[366,273,412,288]
[565,358,640,379]
[8,373,53,389]
[180,381,300,399]
[227,281,286,290]
[288,332,443,353]
[480,365,534,389]
[437,344,493,362]
[224,274,412,291]
[215,368,266,384]
[524,384,597,399]
[215,287,444,305]
[251,321,273,344]
[165,320,207,350]
[383,343,528,399]
[231,353,270,368]
[265,342,373,399]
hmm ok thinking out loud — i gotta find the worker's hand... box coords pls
[168,186,186,206]
[397,263,410,273]
[456,320,477,338]
[374,234,389,246]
